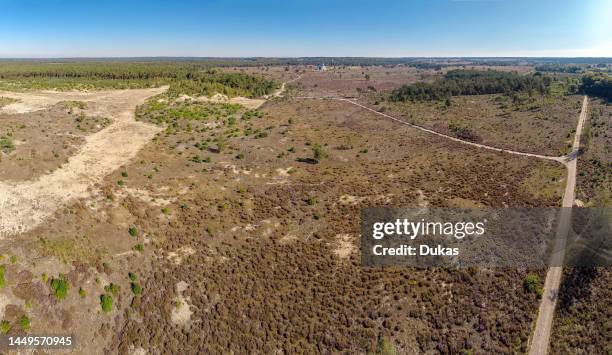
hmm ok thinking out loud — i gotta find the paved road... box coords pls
[528,95,588,355]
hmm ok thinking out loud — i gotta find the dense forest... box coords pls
[535,64,584,73]
[580,73,612,100]
[0,62,278,97]
[389,70,553,102]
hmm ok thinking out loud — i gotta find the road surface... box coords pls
[528,95,588,355]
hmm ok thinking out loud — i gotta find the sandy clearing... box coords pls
[333,233,357,259]
[171,281,193,326]
[195,93,266,110]
[0,87,167,238]
[0,89,127,114]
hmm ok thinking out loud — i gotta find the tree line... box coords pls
[0,63,278,98]
[580,73,612,101]
[389,70,552,102]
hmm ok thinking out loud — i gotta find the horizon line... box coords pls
[1,56,611,60]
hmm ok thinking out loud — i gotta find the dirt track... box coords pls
[528,95,588,355]
[0,87,166,238]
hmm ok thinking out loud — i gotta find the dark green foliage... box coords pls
[50,276,70,300]
[0,265,5,288]
[242,109,264,120]
[535,64,583,73]
[19,315,30,331]
[0,62,278,98]
[390,70,552,102]
[131,282,142,295]
[581,73,612,100]
[524,274,543,298]
[138,100,241,125]
[0,320,10,334]
[448,122,480,142]
[128,226,138,237]
[100,294,113,313]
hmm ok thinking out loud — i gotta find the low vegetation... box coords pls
[0,135,15,154]
[50,275,70,300]
[100,294,113,313]
[0,96,18,108]
[0,265,5,288]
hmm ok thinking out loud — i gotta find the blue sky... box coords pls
[0,0,610,57]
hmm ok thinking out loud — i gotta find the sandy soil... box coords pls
[0,87,166,238]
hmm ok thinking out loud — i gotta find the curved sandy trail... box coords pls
[528,95,588,355]
[270,74,302,98]
[295,96,565,163]
[0,87,166,238]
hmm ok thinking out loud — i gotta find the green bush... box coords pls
[0,320,10,334]
[19,315,30,331]
[313,144,327,162]
[131,282,142,295]
[128,226,138,237]
[0,136,15,154]
[50,276,70,300]
[0,265,5,288]
[524,274,543,298]
[100,294,113,313]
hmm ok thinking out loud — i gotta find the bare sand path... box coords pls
[528,95,588,355]
[0,87,166,238]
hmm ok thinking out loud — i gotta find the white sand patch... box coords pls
[276,167,293,177]
[197,93,265,110]
[333,234,356,259]
[0,89,129,114]
[130,346,148,355]
[0,87,167,238]
[167,246,196,265]
[171,281,193,326]
[339,194,366,205]
[219,162,251,175]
